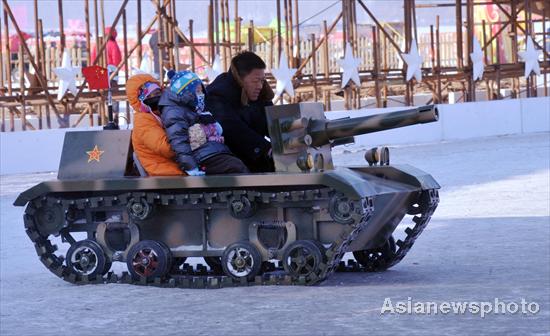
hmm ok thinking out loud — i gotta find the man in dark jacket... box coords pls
[206,51,275,172]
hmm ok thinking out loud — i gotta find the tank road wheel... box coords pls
[229,196,257,219]
[221,242,262,281]
[282,240,323,277]
[127,197,154,221]
[126,240,172,281]
[328,195,355,225]
[66,240,108,279]
[204,257,222,273]
[353,236,397,272]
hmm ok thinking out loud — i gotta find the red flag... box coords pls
[82,65,109,90]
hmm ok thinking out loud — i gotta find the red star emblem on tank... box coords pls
[86,145,104,163]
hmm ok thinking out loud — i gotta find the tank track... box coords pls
[22,188,438,288]
[339,189,439,272]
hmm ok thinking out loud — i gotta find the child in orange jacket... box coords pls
[126,74,185,176]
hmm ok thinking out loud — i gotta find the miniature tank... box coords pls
[14,102,439,287]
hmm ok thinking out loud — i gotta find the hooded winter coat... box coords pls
[126,74,183,176]
[159,90,232,171]
[205,71,275,172]
[91,27,122,67]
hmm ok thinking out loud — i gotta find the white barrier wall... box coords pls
[326,96,549,148]
[1,97,549,175]
[1,127,102,175]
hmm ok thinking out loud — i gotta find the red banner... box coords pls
[82,65,110,90]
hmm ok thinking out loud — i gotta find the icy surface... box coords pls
[1,133,549,335]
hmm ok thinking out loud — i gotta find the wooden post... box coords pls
[0,13,3,132]
[372,26,381,107]
[411,0,418,43]
[33,0,40,74]
[524,0,534,97]
[19,44,26,131]
[543,7,548,97]
[466,0,475,101]
[224,0,231,60]
[234,0,240,53]
[165,1,175,71]
[123,9,129,122]
[171,0,178,71]
[220,0,227,69]
[276,0,282,59]
[436,15,442,103]
[94,0,100,65]
[208,2,214,63]
[482,19,491,99]
[3,8,12,103]
[57,0,65,55]
[156,0,164,86]
[98,36,105,125]
[404,0,412,106]
[88,102,94,127]
[294,0,300,67]
[342,0,347,51]
[288,0,294,67]
[100,0,106,39]
[323,20,329,79]
[248,20,254,51]
[38,19,51,128]
[352,0,358,51]
[84,0,91,65]
[283,0,290,61]
[137,0,142,67]
[455,0,463,69]
[350,0,360,109]
[496,36,501,99]
[310,33,318,102]
[510,0,519,98]
[0,12,3,92]
[430,24,436,103]
[214,0,220,55]
[342,0,353,109]
[37,105,42,130]
[189,20,196,73]
[382,29,388,107]
[269,29,274,69]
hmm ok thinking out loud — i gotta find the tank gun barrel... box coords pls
[308,105,439,147]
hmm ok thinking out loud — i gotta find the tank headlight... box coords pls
[306,153,314,169]
[364,147,379,166]
[364,147,390,166]
[296,152,314,171]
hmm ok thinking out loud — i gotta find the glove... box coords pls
[197,111,216,124]
[214,122,223,136]
[186,168,205,176]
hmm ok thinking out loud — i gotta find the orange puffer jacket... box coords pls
[127,74,184,176]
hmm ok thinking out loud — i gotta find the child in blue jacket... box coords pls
[158,70,249,175]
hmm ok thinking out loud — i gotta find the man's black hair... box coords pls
[230,51,266,78]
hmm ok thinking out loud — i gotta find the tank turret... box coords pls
[266,103,439,172]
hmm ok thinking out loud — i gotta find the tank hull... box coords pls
[14,164,438,286]
[13,101,441,287]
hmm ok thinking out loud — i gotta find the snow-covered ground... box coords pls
[1,133,549,335]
